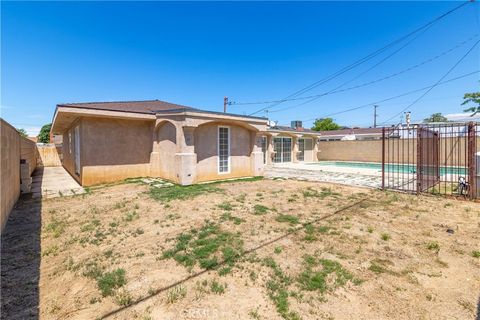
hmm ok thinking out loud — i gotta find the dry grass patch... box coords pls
[2,178,479,320]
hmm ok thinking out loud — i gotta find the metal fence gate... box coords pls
[382,122,478,199]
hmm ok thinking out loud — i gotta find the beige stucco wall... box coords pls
[62,122,79,183]
[80,117,154,185]
[154,121,178,182]
[194,123,254,182]
[1,119,21,232]
[55,111,267,186]
[301,137,314,162]
[81,164,152,185]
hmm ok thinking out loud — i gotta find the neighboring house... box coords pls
[317,128,383,141]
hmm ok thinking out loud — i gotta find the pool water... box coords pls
[308,161,467,175]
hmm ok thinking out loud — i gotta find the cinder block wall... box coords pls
[0,119,38,232]
[318,137,480,166]
[37,144,62,167]
[1,118,21,232]
[318,140,383,162]
[21,137,37,175]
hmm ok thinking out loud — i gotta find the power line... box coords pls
[232,35,477,107]
[282,70,479,124]
[229,32,477,110]
[266,33,478,114]
[245,1,471,116]
[378,38,480,125]
[269,23,436,114]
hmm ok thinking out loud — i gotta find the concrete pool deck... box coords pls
[264,163,383,189]
[265,162,466,193]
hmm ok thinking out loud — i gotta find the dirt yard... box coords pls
[1,178,480,320]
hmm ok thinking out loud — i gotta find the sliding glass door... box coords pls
[273,137,292,163]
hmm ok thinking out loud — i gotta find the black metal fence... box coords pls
[382,122,478,199]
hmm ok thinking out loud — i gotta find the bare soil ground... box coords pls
[2,178,480,320]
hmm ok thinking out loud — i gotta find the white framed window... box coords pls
[218,126,230,174]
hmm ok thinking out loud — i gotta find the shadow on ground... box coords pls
[477,294,480,320]
[1,193,42,319]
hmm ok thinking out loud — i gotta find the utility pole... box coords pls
[223,97,228,113]
[373,105,378,128]
[404,111,411,129]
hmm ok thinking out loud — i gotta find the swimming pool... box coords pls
[308,161,467,175]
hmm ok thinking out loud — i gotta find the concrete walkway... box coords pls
[31,167,85,199]
[264,163,383,189]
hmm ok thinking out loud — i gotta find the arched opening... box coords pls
[194,121,255,181]
[154,121,177,180]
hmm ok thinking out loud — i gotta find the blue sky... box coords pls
[1,1,479,135]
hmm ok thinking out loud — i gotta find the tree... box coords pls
[38,123,52,143]
[311,118,341,131]
[16,128,28,138]
[423,113,448,123]
[462,92,480,116]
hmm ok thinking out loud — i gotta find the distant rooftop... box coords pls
[267,124,383,136]
[268,125,319,134]
[317,127,383,136]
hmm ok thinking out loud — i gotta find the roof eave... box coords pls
[51,106,155,134]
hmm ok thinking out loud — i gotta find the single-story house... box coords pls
[51,100,325,186]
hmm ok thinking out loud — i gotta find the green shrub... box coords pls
[210,280,226,294]
[45,218,66,238]
[149,184,222,202]
[161,222,243,274]
[253,204,269,215]
[97,268,126,297]
[166,285,187,303]
[275,214,299,225]
[217,202,234,211]
[426,241,440,252]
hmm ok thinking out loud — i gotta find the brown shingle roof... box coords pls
[57,100,193,114]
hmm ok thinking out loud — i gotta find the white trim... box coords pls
[68,131,72,154]
[217,126,231,174]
